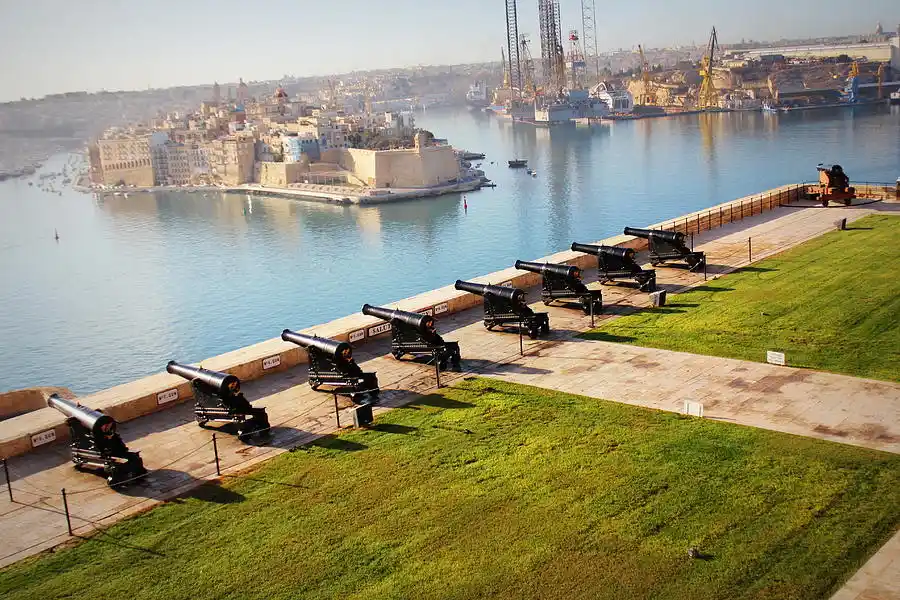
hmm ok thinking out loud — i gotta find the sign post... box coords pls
[766,351,786,366]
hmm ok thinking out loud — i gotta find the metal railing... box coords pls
[656,181,899,237]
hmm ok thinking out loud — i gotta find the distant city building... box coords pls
[98,134,154,187]
[282,133,320,162]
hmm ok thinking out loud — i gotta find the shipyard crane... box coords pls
[636,45,657,106]
[697,27,720,110]
[520,34,537,98]
[581,0,600,85]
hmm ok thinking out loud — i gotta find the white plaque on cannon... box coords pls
[157,388,179,405]
[31,429,57,448]
[368,323,392,337]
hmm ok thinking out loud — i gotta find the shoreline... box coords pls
[81,176,485,205]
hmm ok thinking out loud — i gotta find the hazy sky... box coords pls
[0,0,895,100]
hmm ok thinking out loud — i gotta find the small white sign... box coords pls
[262,355,282,370]
[368,323,392,337]
[349,329,365,343]
[31,429,57,448]
[157,388,179,405]
[500,281,514,288]
[434,302,449,315]
[766,351,786,366]
[683,400,704,418]
[418,307,434,316]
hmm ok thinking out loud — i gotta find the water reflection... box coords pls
[1,106,897,393]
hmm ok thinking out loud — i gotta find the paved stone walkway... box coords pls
[2,202,898,599]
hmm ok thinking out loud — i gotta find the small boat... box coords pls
[531,171,538,178]
[890,91,900,105]
[508,159,528,169]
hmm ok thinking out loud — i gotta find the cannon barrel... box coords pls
[47,394,116,437]
[455,280,525,303]
[624,227,685,245]
[166,361,239,396]
[571,242,602,255]
[362,304,433,332]
[600,246,636,260]
[515,260,580,280]
[282,330,351,361]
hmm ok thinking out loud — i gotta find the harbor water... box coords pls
[1,105,898,394]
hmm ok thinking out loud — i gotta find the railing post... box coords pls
[435,358,442,389]
[748,237,752,263]
[3,459,12,502]
[519,320,524,357]
[212,433,221,476]
[334,393,341,427]
[61,488,73,536]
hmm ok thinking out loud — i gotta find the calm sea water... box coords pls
[1,105,898,394]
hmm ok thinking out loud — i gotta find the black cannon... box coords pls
[361,304,461,369]
[166,361,270,440]
[47,394,147,487]
[514,260,603,314]
[454,280,550,338]
[570,242,657,292]
[623,227,706,271]
[282,330,379,401]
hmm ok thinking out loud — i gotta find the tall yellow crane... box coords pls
[698,27,720,110]
[636,45,657,105]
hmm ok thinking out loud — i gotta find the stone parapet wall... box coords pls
[0,183,805,460]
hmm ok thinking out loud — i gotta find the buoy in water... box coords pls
[54,229,59,241]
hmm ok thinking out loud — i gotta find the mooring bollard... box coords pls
[748,237,752,263]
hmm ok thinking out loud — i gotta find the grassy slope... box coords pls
[2,379,899,600]
[585,214,900,381]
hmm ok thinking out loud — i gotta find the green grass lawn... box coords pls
[3,378,899,600]
[584,214,900,381]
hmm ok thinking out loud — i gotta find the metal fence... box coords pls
[656,181,899,237]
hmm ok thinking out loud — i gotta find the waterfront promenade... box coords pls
[3,198,899,600]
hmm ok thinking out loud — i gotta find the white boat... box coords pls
[890,91,900,105]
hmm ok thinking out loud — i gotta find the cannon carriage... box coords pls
[570,243,657,292]
[47,394,147,487]
[514,260,602,314]
[166,361,270,440]
[809,164,855,207]
[454,280,550,339]
[362,304,461,369]
[282,330,379,402]
[623,227,706,271]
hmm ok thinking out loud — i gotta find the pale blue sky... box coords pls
[0,0,895,100]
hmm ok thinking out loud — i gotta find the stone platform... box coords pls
[2,200,898,580]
